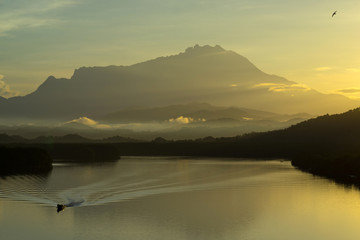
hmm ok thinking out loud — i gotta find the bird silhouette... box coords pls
[332,11,337,17]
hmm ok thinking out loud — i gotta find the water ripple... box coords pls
[0,159,296,209]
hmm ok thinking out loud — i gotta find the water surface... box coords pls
[1,157,360,240]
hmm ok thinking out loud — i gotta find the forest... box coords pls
[2,108,360,183]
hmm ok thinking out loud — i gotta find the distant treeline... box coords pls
[0,147,52,175]
[2,108,360,184]
[113,108,360,185]
[0,143,120,176]
[0,133,140,144]
[4,143,121,162]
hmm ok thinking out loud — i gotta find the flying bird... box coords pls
[332,11,337,17]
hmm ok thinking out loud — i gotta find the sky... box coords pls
[1,0,360,99]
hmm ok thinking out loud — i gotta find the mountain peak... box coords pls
[1,45,359,120]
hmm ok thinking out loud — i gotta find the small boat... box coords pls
[57,204,66,213]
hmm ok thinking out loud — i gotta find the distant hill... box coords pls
[108,107,360,185]
[32,134,92,143]
[0,104,314,141]
[247,108,360,149]
[235,108,360,184]
[102,102,313,123]
[0,45,358,121]
[0,133,140,144]
[0,133,28,143]
[0,133,92,144]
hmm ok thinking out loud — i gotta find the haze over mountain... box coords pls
[0,105,310,141]
[102,102,312,123]
[0,45,358,122]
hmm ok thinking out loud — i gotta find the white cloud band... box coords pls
[253,83,311,92]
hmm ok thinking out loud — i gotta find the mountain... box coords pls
[102,102,313,123]
[239,108,360,148]
[32,134,92,143]
[0,44,358,120]
[110,107,360,185]
[0,133,140,144]
[0,133,28,143]
[229,108,360,184]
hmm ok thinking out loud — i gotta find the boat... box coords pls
[57,204,66,213]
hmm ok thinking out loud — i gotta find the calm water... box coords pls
[1,157,360,240]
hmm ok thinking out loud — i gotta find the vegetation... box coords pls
[2,108,360,184]
[0,143,120,175]
[4,143,121,163]
[112,108,360,185]
[0,147,52,175]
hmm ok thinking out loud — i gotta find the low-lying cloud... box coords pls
[169,116,206,124]
[253,83,311,92]
[66,117,111,129]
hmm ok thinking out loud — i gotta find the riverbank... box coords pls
[0,143,121,175]
[0,147,53,175]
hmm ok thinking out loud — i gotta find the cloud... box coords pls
[314,67,332,71]
[41,1,78,12]
[169,116,206,124]
[68,117,97,126]
[346,68,360,73]
[0,1,78,36]
[0,76,19,98]
[253,83,311,92]
[336,88,360,94]
[66,117,111,129]
[0,18,56,36]
[169,116,194,124]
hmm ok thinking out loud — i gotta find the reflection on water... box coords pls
[1,157,360,240]
[0,159,296,208]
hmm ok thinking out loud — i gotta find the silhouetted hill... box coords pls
[250,108,360,184]
[233,108,360,184]
[0,45,357,120]
[0,134,28,143]
[32,134,93,143]
[101,136,142,143]
[248,108,360,149]
[0,133,140,144]
[102,108,360,185]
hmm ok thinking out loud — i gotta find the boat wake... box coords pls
[0,160,286,209]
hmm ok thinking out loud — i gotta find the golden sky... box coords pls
[0,0,359,98]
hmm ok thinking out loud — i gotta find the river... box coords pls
[1,157,360,240]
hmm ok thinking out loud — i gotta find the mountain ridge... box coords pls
[102,102,313,123]
[0,45,358,121]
